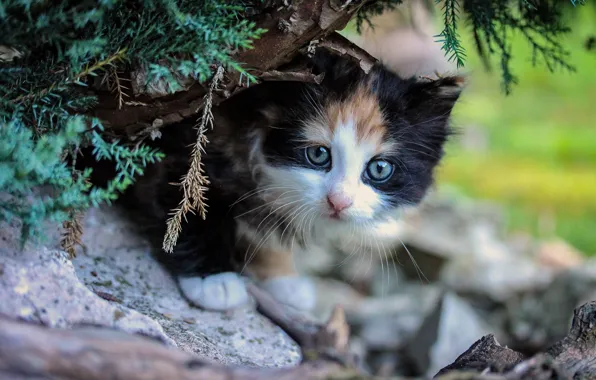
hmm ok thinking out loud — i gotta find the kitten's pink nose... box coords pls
[327,193,353,213]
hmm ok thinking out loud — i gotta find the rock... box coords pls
[312,277,364,322]
[438,212,555,302]
[349,285,443,351]
[405,292,494,378]
[505,259,596,353]
[440,252,554,303]
[0,247,174,346]
[391,193,507,283]
[0,207,301,367]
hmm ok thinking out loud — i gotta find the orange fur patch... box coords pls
[302,85,387,147]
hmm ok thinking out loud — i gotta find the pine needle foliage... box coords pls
[0,0,265,245]
[358,0,586,93]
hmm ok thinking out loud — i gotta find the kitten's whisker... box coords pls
[378,237,394,299]
[397,236,429,284]
[253,196,303,233]
[234,191,302,218]
[296,206,316,245]
[347,221,365,284]
[401,146,441,160]
[305,207,320,247]
[230,186,296,208]
[241,199,301,265]
[333,222,360,268]
[405,110,452,129]
[241,201,306,274]
[369,223,386,299]
[279,203,311,243]
[362,221,374,279]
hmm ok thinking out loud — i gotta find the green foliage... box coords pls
[0,0,264,243]
[0,117,163,244]
[356,0,586,93]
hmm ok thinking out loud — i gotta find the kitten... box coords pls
[115,52,464,311]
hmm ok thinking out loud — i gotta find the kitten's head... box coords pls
[254,52,464,234]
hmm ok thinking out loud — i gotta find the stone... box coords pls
[0,206,301,367]
[505,259,596,352]
[0,248,174,346]
[440,252,554,303]
[349,285,443,351]
[312,277,364,322]
[388,193,508,283]
[405,292,494,378]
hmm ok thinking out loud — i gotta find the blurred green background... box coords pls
[345,4,596,255]
[438,6,596,256]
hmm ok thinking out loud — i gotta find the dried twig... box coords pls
[60,211,84,259]
[162,66,224,253]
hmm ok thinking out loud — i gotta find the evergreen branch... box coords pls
[163,65,224,254]
[435,0,467,68]
[11,48,127,104]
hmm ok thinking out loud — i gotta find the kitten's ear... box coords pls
[368,63,466,119]
[405,74,466,116]
[311,49,365,93]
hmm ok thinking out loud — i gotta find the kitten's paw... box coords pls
[178,272,250,311]
[260,276,316,312]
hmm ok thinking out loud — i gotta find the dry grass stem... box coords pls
[162,66,225,253]
[61,211,84,259]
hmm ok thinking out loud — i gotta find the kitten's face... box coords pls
[262,86,398,224]
[255,54,464,236]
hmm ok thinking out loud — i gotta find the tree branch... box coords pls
[92,0,377,134]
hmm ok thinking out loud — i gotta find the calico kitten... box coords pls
[115,52,464,311]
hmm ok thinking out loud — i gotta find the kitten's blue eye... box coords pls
[366,159,394,182]
[305,146,331,167]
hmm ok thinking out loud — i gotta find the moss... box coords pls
[114,275,132,287]
[91,280,113,287]
[216,327,235,336]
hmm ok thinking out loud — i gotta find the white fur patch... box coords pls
[260,276,316,312]
[178,272,250,311]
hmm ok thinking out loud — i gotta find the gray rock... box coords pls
[0,248,174,346]
[312,277,364,322]
[387,193,509,283]
[0,207,301,367]
[405,292,494,378]
[505,259,596,352]
[440,252,554,303]
[349,285,443,351]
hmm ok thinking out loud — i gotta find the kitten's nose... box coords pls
[327,193,353,213]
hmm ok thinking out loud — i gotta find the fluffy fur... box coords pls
[95,52,464,310]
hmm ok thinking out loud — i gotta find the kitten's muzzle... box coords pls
[326,192,353,217]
